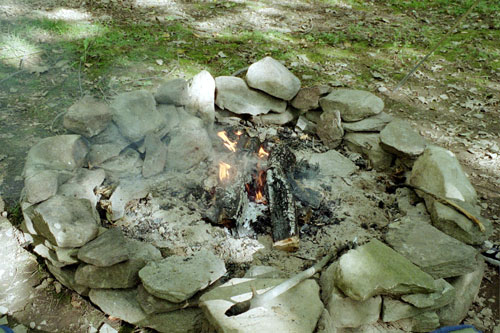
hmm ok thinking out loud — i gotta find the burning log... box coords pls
[266,144,299,251]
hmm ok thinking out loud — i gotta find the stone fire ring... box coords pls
[19,57,493,332]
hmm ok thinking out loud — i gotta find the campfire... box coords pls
[18,56,494,333]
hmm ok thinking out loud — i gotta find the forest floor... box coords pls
[0,0,499,332]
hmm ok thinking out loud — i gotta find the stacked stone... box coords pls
[19,56,495,332]
[19,90,226,331]
[318,239,486,332]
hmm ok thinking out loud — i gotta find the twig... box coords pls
[0,69,25,84]
[225,247,341,316]
[78,60,83,97]
[50,110,68,133]
[393,0,481,92]
[231,66,249,77]
[398,183,485,232]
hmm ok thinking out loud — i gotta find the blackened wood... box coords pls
[266,167,299,251]
[268,144,296,173]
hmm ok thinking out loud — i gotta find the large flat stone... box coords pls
[410,145,477,205]
[215,76,287,116]
[382,279,454,322]
[27,195,99,248]
[111,90,167,142]
[199,278,323,333]
[155,78,189,106]
[344,133,393,171]
[142,133,167,178]
[75,239,162,289]
[57,168,106,208]
[291,85,330,111]
[316,110,344,149]
[89,288,147,325]
[438,256,485,326]
[342,112,393,132]
[320,89,383,122]
[99,148,143,180]
[246,56,301,101]
[23,135,88,177]
[63,96,112,138]
[136,284,179,315]
[304,150,358,178]
[139,251,226,303]
[138,308,208,333]
[46,261,89,295]
[325,286,381,328]
[385,218,478,278]
[380,119,426,158]
[24,170,59,204]
[77,228,130,267]
[333,239,436,301]
[251,109,297,126]
[430,200,492,245]
[165,110,214,171]
[108,179,149,221]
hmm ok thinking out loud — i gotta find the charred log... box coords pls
[266,144,299,251]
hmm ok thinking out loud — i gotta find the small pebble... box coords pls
[29,322,35,329]
[1,211,7,218]
[480,202,488,209]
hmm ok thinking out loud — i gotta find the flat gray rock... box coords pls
[109,179,149,221]
[380,119,426,158]
[138,308,207,333]
[344,133,393,171]
[75,239,161,289]
[89,122,129,145]
[165,110,213,171]
[429,200,492,245]
[410,145,477,205]
[89,288,146,325]
[63,96,112,138]
[24,170,59,204]
[154,78,189,106]
[291,85,330,111]
[23,135,88,178]
[295,115,317,133]
[397,311,440,333]
[246,56,301,101]
[385,218,478,278]
[46,261,89,295]
[78,228,130,267]
[215,76,287,116]
[316,110,344,149]
[438,256,485,326]
[100,148,143,180]
[334,239,436,301]
[401,278,455,309]
[186,70,215,127]
[157,104,180,134]
[111,90,167,142]
[325,285,381,328]
[88,142,128,166]
[251,109,297,125]
[139,251,226,303]
[320,89,383,122]
[343,112,393,132]
[27,195,99,248]
[136,284,179,315]
[304,150,357,178]
[57,168,105,208]
[142,133,167,178]
[199,278,323,333]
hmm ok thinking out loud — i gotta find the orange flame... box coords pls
[217,131,237,152]
[255,190,264,202]
[258,147,269,158]
[219,161,231,181]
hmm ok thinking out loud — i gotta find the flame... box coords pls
[219,161,231,181]
[235,130,243,136]
[217,131,237,152]
[255,190,264,202]
[258,147,269,158]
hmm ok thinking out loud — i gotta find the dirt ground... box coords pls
[0,0,498,332]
